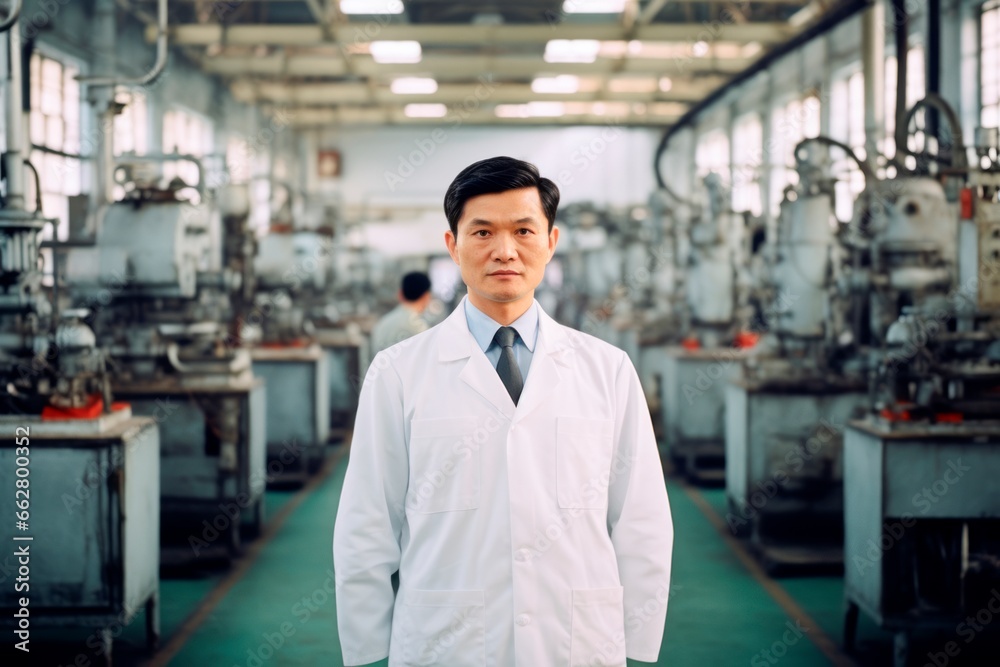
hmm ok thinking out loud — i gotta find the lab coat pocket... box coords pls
[407,417,480,513]
[570,586,626,667]
[557,417,615,509]
[396,588,486,667]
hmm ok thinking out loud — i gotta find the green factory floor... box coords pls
[150,452,886,667]
[16,449,993,666]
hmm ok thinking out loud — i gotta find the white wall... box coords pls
[302,125,662,210]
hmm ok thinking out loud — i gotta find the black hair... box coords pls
[444,156,560,236]
[401,271,431,301]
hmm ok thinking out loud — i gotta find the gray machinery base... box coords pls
[252,345,330,486]
[725,379,866,574]
[0,413,161,663]
[844,419,1000,667]
[114,377,267,563]
[315,327,363,440]
[661,346,746,485]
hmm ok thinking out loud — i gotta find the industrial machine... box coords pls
[725,138,870,572]
[0,17,160,657]
[842,100,1000,665]
[558,203,655,353]
[249,203,331,484]
[658,174,753,483]
[64,157,266,561]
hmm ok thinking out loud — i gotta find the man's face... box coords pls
[445,187,559,311]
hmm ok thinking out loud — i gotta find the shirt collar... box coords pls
[463,297,539,354]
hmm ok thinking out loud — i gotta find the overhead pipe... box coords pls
[927,0,940,139]
[654,0,872,190]
[4,16,25,210]
[78,0,168,87]
[901,93,968,169]
[0,0,22,33]
[861,1,884,172]
[794,136,876,184]
[892,0,908,161]
[75,0,167,215]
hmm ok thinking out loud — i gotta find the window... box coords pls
[830,69,868,222]
[695,128,730,184]
[111,87,150,201]
[113,86,148,157]
[226,135,251,184]
[731,113,763,216]
[28,52,81,242]
[767,94,821,217]
[982,0,1000,130]
[162,107,213,191]
[0,88,6,154]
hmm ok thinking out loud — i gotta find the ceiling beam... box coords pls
[198,53,750,78]
[150,22,796,46]
[228,80,701,105]
[260,105,683,127]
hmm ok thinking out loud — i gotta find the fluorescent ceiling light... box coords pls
[627,42,689,59]
[650,102,687,117]
[391,77,438,94]
[527,102,566,117]
[495,104,530,119]
[692,41,709,57]
[593,101,631,117]
[597,41,628,58]
[563,0,627,13]
[605,102,631,116]
[531,75,580,94]
[658,77,673,92]
[404,103,447,118]
[494,103,566,119]
[545,40,601,64]
[608,77,658,93]
[340,0,404,14]
[371,41,422,64]
[565,101,634,117]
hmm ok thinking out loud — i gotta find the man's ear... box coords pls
[445,229,460,264]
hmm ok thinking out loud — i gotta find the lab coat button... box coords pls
[515,613,531,626]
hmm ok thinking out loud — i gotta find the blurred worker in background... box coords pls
[335,156,673,666]
[370,271,432,354]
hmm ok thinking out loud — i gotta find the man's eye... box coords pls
[517,228,533,235]
[474,230,490,237]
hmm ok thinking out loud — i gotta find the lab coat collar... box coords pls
[438,296,572,420]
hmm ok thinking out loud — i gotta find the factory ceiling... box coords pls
[127,0,833,127]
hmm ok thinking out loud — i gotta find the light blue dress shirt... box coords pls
[463,298,538,381]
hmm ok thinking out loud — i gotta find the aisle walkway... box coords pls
[156,452,857,667]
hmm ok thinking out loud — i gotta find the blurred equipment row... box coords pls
[648,91,1000,666]
[0,8,365,659]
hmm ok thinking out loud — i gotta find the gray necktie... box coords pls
[493,326,523,405]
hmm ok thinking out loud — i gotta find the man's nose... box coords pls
[492,233,518,261]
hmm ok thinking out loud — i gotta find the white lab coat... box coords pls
[333,298,673,667]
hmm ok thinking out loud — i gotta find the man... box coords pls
[334,156,673,666]
[371,271,432,354]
